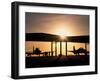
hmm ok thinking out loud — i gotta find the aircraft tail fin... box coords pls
[73,46,75,52]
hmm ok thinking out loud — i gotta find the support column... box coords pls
[60,41,62,55]
[55,42,57,56]
[85,43,87,55]
[65,41,67,56]
[51,41,53,56]
[32,46,34,57]
[85,43,87,50]
[48,52,50,56]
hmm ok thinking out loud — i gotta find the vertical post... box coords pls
[49,52,50,56]
[55,42,57,56]
[33,46,34,54]
[85,43,87,50]
[65,41,67,56]
[51,41,53,56]
[60,41,62,55]
[85,43,87,55]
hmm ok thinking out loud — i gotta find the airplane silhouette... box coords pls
[68,46,89,55]
[26,47,53,57]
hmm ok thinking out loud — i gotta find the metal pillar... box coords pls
[85,43,87,55]
[65,41,67,56]
[60,41,62,55]
[33,46,34,54]
[55,42,57,56]
[48,52,50,56]
[51,41,53,56]
[85,43,87,50]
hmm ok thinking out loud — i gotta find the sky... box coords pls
[25,12,89,55]
[25,12,89,36]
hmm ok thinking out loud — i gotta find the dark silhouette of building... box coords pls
[26,33,89,56]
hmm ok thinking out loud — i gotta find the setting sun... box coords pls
[54,27,71,39]
[54,26,73,37]
[57,30,66,40]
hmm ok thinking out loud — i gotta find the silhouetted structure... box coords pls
[26,33,89,43]
[26,33,89,56]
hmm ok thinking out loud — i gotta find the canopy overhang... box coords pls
[26,33,89,43]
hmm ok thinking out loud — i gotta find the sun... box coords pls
[54,26,73,40]
[56,28,67,40]
[58,31,66,39]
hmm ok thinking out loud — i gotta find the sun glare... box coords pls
[55,27,73,37]
[58,32,66,39]
[55,28,68,40]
